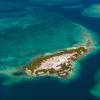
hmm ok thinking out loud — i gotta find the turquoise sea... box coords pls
[0,0,100,100]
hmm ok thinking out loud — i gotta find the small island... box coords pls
[23,40,92,79]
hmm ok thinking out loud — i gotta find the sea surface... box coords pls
[0,0,100,100]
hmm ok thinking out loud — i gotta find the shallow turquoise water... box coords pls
[0,0,100,100]
[0,7,95,71]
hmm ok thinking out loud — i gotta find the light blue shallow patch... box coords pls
[90,69,100,98]
[82,4,100,18]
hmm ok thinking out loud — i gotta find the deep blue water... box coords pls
[0,0,100,100]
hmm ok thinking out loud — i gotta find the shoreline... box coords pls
[23,39,93,80]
